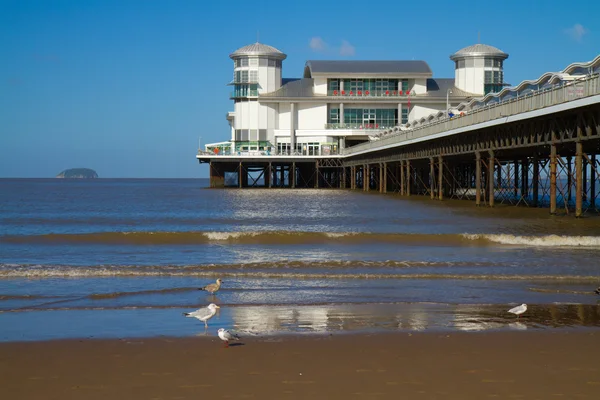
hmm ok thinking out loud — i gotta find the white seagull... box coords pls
[508,303,527,319]
[183,303,220,331]
[218,328,241,347]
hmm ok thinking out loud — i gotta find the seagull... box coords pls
[218,328,241,348]
[594,287,600,295]
[183,303,220,331]
[508,303,527,319]
[199,279,222,295]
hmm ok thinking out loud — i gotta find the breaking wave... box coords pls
[2,231,600,247]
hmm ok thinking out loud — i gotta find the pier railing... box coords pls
[342,74,600,155]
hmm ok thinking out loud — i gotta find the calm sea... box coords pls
[1,178,599,341]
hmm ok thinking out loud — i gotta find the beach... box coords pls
[2,331,599,399]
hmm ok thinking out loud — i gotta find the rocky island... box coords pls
[56,168,99,179]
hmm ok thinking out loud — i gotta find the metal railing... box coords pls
[325,123,395,130]
[342,75,600,155]
[327,89,411,97]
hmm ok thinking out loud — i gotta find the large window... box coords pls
[328,79,340,92]
[327,108,398,128]
[232,84,258,97]
[401,107,408,124]
[249,70,258,82]
[240,58,249,67]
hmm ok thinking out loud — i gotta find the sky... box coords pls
[1,0,599,178]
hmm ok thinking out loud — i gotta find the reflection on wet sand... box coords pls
[228,303,600,335]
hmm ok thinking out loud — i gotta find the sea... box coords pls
[1,178,599,341]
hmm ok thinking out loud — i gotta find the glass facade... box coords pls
[231,84,258,98]
[328,108,398,129]
[327,79,408,96]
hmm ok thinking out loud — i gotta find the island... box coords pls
[56,168,99,179]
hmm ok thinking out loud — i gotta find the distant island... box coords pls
[56,168,99,179]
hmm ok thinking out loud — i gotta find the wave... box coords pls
[0,263,598,283]
[2,230,600,247]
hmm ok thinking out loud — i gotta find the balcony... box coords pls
[230,90,258,99]
[325,123,396,130]
[327,89,411,97]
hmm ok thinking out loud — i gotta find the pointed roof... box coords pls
[229,42,287,60]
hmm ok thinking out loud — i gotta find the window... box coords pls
[259,58,268,66]
[401,107,408,124]
[241,71,248,82]
[328,108,339,124]
[268,59,276,67]
[249,58,258,67]
[234,59,240,68]
[457,60,465,68]
[328,79,340,92]
[249,70,258,82]
[401,79,409,92]
[484,58,493,67]
[494,59,502,68]
[240,58,249,67]
[484,71,492,84]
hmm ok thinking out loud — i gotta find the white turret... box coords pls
[450,44,508,96]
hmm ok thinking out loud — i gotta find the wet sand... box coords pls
[1,331,599,399]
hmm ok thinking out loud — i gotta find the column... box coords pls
[576,141,583,217]
[290,102,296,154]
[488,151,495,207]
[291,162,296,189]
[406,160,411,196]
[383,162,388,193]
[532,154,539,207]
[351,166,355,189]
[239,162,243,189]
[266,162,271,188]
[398,103,403,125]
[429,158,435,199]
[475,152,481,206]
[438,155,444,201]
[550,143,557,215]
[400,161,405,195]
[340,103,345,125]
[315,160,319,189]
[379,163,384,193]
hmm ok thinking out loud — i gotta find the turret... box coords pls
[451,44,508,95]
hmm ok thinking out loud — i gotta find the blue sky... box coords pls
[1,0,599,178]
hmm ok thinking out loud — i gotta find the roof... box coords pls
[304,60,432,77]
[450,44,508,61]
[424,78,477,97]
[259,78,316,98]
[229,42,287,60]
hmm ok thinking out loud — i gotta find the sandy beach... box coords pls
[2,331,599,399]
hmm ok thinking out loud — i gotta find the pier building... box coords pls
[198,42,600,216]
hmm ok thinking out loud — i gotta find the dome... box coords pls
[450,44,508,61]
[229,42,287,60]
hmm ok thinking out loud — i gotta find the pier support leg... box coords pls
[591,155,597,211]
[268,162,272,188]
[239,162,243,189]
[438,155,443,201]
[576,141,583,217]
[379,163,384,193]
[341,167,346,189]
[315,161,319,189]
[400,161,405,196]
[351,166,355,189]
[550,143,557,215]
[514,160,519,198]
[406,160,411,196]
[567,156,572,203]
[291,162,296,189]
[533,154,539,207]
[429,158,435,199]
[475,152,481,206]
[383,162,387,194]
[488,151,495,207]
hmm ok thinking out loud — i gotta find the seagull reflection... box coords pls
[508,322,527,331]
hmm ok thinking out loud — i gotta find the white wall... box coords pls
[410,104,446,121]
[412,79,427,94]
[313,77,328,95]
[278,102,291,130]
[297,103,327,130]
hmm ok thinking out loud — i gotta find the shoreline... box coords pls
[2,331,599,399]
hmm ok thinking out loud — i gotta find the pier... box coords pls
[199,54,600,216]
